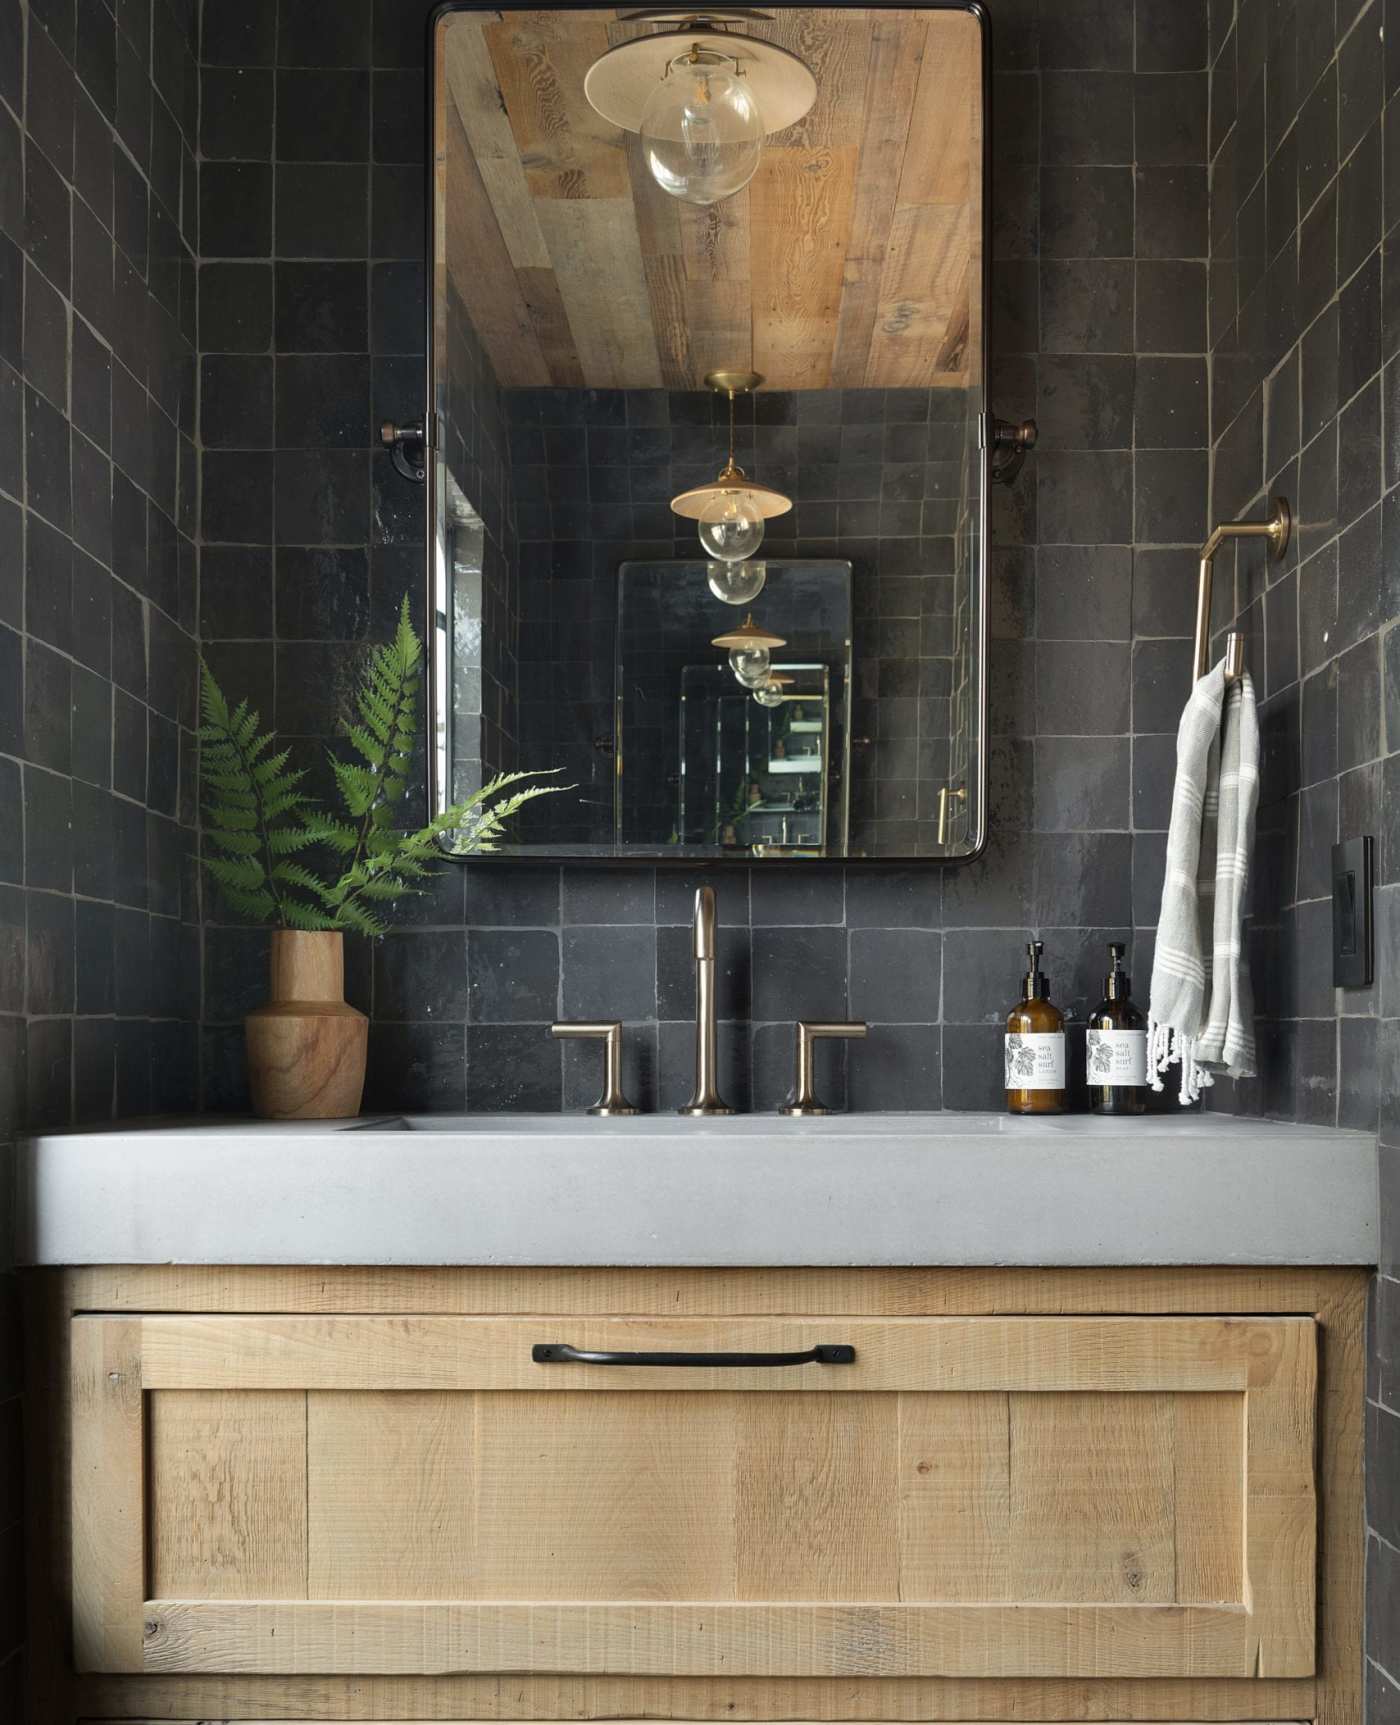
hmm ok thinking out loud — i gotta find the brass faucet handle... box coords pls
[779,1021,869,1117]
[551,1021,641,1116]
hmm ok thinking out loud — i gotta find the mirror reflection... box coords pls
[430,5,987,860]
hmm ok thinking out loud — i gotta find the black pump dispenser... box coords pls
[1023,940,1049,1000]
[1103,942,1129,1001]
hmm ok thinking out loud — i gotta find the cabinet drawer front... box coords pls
[72,1315,1316,1681]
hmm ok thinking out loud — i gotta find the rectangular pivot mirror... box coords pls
[428,4,988,861]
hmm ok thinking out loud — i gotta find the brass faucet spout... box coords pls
[680,886,734,1116]
[693,883,717,960]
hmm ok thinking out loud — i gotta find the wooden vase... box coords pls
[245,930,368,1119]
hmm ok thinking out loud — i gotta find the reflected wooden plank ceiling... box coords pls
[440,8,980,391]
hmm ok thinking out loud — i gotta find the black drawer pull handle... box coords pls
[532,1343,856,1368]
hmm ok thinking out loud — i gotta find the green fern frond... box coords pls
[197,660,330,929]
[279,896,339,932]
[205,828,262,858]
[206,806,260,833]
[198,603,571,933]
[204,853,269,891]
[299,814,361,854]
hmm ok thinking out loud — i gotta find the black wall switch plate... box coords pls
[1331,836,1374,988]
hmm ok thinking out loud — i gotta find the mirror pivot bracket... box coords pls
[380,418,426,483]
[988,415,1037,486]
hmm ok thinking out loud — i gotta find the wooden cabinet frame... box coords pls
[72,1313,1318,1682]
[27,1265,1367,1725]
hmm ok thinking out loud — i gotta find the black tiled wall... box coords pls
[197,0,1213,1121]
[1204,0,1397,1706]
[1,0,202,1705]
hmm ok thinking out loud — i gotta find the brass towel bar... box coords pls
[1192,498,1291,687]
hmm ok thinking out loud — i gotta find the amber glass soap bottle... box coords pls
[1004,941,1066,1115]
[1086,941,1147,1114]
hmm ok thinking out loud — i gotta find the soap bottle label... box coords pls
[1004,1031,1066,1090]
[1087,1028,1147,1085]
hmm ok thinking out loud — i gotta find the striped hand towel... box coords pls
[1148,659,1260,1103]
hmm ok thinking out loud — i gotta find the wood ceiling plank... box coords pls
[626,134,694,389]
[484,11,630,201]
[680,192,753,382]
[899,10,977,208]
[750,144,858,389]
[830,13,926,387]
[516,266,587,387]
[752,9,874,151]
[535,196,664,389]
[439,7,981,391]
[867,202,968,388]
[445,23,552,270]
[444,102,552,388]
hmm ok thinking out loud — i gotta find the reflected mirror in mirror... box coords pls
[428,4,988,861]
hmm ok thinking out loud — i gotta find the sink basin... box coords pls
[360,1111,1022,1134]
[18,1112,1377,1269]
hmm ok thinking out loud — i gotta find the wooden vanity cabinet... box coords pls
[27,1265,1366,1725]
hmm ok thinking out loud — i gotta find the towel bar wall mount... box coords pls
[1192,498,1291,687]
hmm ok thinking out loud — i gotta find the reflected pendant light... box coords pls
[753,670,794,708]
[707,558,767,604]
[673,371,793,561]
[584,10,817,206]
[712,611,785,687]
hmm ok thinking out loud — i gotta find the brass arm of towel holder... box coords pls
[1192,498,1291,687]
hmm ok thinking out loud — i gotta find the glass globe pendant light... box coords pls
[640,48,763,205]
[730,644,770,686]
[712,612,785,688]
[699,488,765,562]
[706,558,766,604]
[670,371,792,557]
[753,671,793,708]
[583,14,817,207]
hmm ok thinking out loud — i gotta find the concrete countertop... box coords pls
[17,1112,1379,1268]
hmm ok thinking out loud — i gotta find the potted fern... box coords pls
[199,598,559,1119]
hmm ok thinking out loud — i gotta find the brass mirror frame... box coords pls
[423,0,992,866]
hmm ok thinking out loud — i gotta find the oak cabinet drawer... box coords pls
[72,1314,1317,1681]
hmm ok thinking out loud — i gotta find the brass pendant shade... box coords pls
[583,17,817,136]
[711,612,786,650]
[672,371,794,522]
[671,466,793,522]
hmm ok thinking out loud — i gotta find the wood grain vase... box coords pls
[245,931,368,1119]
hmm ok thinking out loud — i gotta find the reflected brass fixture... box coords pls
[583,12,817,135]
[679,885,734,1116]
[550,1022,640,1116]
[778,1020,868,1116]
[711,612,785,651]
[1193,498,1291,686]
[671,373,794,527]
[717,611,786,688]
[751,669,794,707]
[988,415,1037,485]
[937,782,967,847]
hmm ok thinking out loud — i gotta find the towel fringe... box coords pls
[1147,1016,1215,1105]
